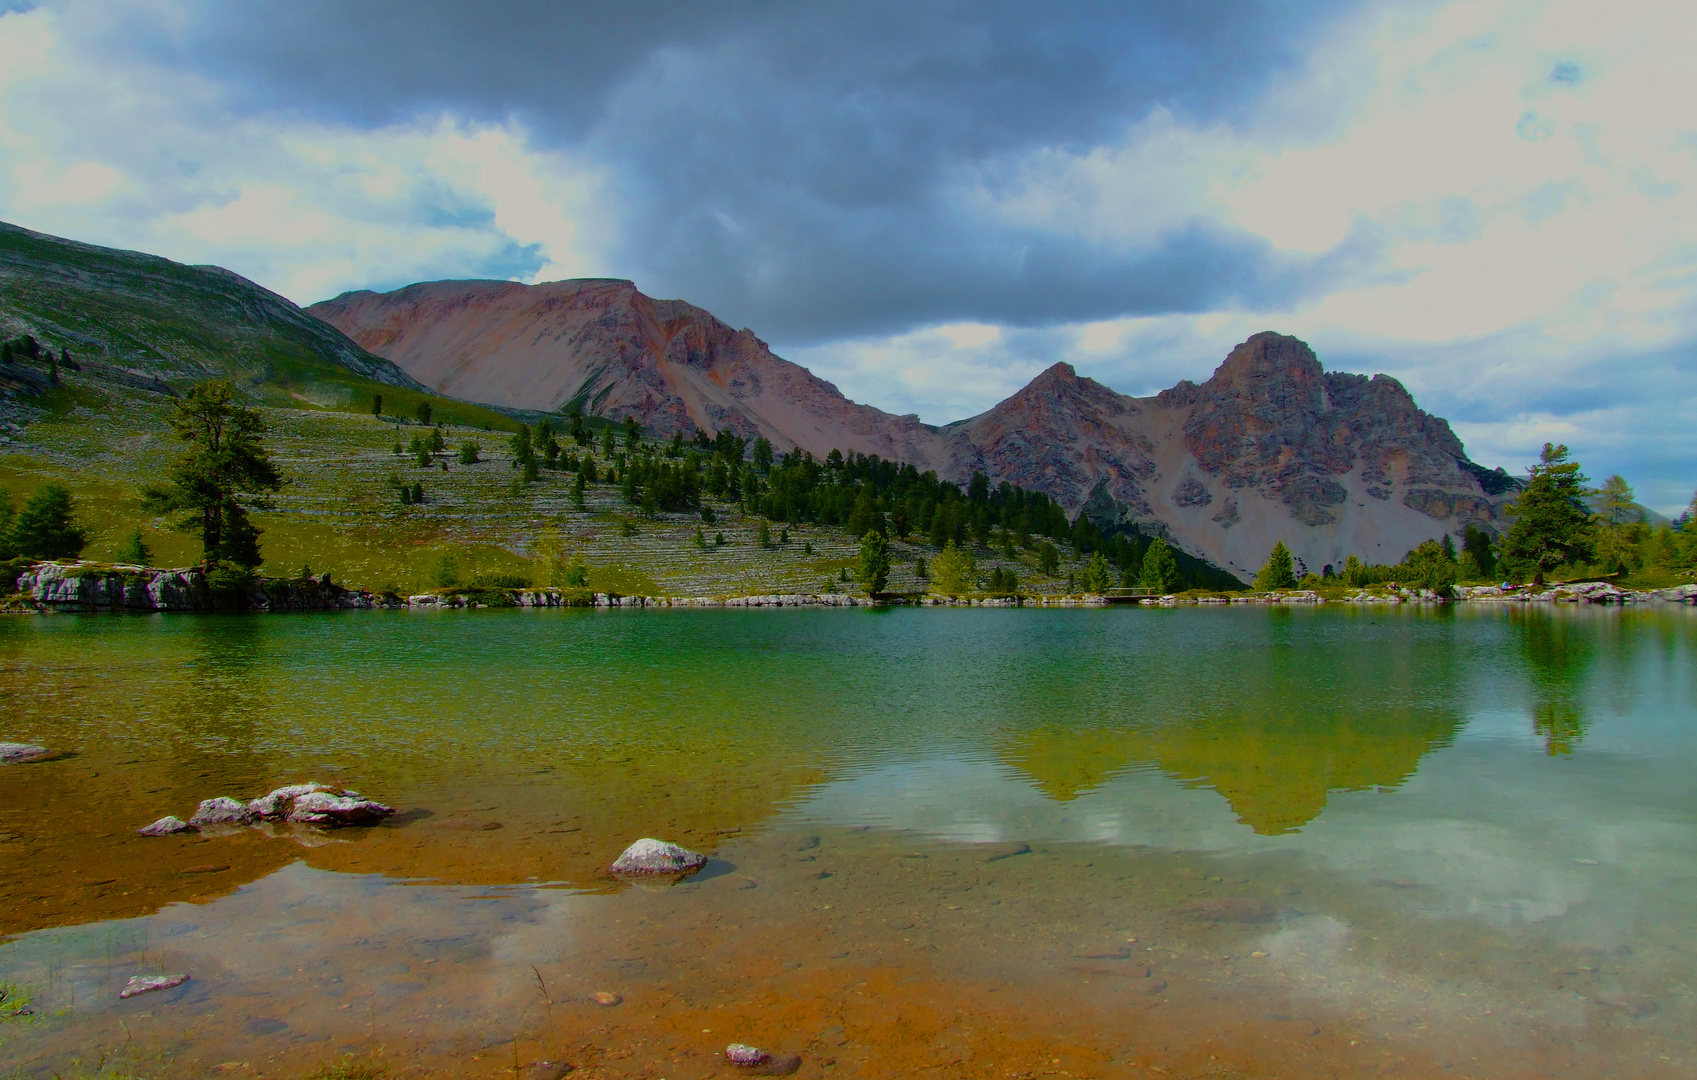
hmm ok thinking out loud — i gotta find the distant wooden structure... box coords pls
[1102,587,1157,604]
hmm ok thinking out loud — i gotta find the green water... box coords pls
[2,605,1695,1078]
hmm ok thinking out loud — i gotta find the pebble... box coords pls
[521,1063,571,1080]
[589,991,622,1007]
[119,973,189,999]
[0,742,53,764]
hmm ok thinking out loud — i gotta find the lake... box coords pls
[2,605,1694,1079]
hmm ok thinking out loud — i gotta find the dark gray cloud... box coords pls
[73,0,1373,339]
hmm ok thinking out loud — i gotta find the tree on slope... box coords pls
[8,483,87,560]
[1139,537,1182,593]
[1254,541,1297,591]
[1079,551,1112,594]
[141,380,284,568]
[856,529,891,595]
[1500,443,1592,584]
[931,540,976,596]
[1597,474,1638,525]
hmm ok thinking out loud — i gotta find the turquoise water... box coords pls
[1,605,1694,1078]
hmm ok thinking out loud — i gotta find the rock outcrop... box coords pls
[11,563,383,612]
[312,275,1517,582]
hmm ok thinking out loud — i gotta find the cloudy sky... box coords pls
[1,1,1692,511]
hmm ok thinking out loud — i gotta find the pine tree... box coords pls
[1080,551,1112,593]
[118,527,152,566]
[140,381,283,568]
[371,394,383,417]
[1139,538,1182,593]
[1501,443,1593,582]
[9,483,88,560]
[856,529,891,594]
[1254,541,1297,591]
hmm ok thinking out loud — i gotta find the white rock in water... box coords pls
[138,815,198,836]
[119,973,189,999]
[611,838,708,874]
[0,743,52,764]
[188,797,255,827]
[246,782,334,819]
[287,791,395,826]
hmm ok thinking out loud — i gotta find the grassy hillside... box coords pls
[0,370,1123,598]
[0,220,528,430]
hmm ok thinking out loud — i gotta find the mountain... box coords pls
[313,278,1516,582]
[0,220,423,401]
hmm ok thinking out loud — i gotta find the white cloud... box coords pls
[791,0,1697,510]
[0,5,603,303]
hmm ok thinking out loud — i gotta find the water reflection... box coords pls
[1512,608,1593,755]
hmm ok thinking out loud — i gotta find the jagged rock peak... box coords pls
[1206,332,1325,391]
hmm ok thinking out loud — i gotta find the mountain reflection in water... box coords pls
[1,604,1694,1079]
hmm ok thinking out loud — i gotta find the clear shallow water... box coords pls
[1,605,1694,1079]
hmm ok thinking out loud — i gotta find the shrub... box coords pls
[471,571,531,590]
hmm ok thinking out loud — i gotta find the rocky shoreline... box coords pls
[6,561,1695,614]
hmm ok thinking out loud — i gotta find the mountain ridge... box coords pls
[311,277,1515,582]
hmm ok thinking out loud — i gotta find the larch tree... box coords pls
[141,380,284,568]
[1500,443,1593,583]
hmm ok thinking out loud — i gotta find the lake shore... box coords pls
[7,560,1696,614]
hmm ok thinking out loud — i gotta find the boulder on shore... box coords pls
[611,838,708,875]
[0,742,53,764]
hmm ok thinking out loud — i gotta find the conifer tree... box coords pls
[1501,443,1593,582]
[1139,537,1182,593]
[414,400,432,425]
[856,529,891,594]
[1080,551,1112,593]
[9,483,87,560]
[141,381,283,568]
[1254,541,1297,591]
[931,540,976,595]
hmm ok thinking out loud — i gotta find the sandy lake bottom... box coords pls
[2,605,1694,1080]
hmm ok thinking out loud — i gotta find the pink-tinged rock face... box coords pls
[310,282,1513,581]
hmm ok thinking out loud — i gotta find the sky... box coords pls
[0,0,1692,512]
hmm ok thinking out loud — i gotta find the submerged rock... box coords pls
[119,973,189,999]
[188,797,255,827]
[1177,897,1283,924]
[0,742,53,764]
[138,815,198,836]
[287,791,395,826]
[611,838,707,875]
